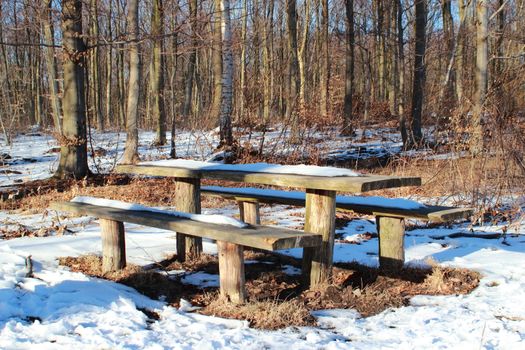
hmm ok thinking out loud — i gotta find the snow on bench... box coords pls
[51,197,322,303]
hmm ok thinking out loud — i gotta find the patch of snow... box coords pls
[71,196,248,228]
[180,272,220,288]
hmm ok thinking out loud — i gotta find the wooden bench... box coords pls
[51,201,321,304]
[201,186,474,271]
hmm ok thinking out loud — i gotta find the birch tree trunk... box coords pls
[121,0,140,164]
[219,0,233,147]
[55,0,88,178]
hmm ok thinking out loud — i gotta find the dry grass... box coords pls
[203,295,315,329]
[59,252,480,329]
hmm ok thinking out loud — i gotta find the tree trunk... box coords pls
[55,0,88,179]
[182,0,197,118]
[210,0,223,125]
[239,0,248,122]
[42,0,62,134]
[151,0,166,145]
[471,0,488,155]
[396,0,407,145]
[441,0,455,108]
[319,0,329,117]
[89,0,103,131]
[298,0,310,107]
[409,0,427,147]
[455,0,467,104]
[341,0,354,136]
[219,0,233,147]
[286,0,300,140]
[121,0,141,164]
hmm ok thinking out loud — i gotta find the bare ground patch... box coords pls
[59,252,480,330]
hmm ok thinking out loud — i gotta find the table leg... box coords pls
[302,189,336,286]
[174,177,202,261]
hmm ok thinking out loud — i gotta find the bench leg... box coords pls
[302,189,336,286]
[175,178,202,261]
[238,201,261,225]
[100,219,126,272]
[377,216,405,272]
[217,240,247,304]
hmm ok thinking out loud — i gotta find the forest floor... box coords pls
[0,127,524,349]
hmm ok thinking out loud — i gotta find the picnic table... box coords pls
[116,160,421,285]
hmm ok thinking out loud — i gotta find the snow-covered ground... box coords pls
[1,131,524,349]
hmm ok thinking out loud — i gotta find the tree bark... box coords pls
[210,0,223,125]
[89,0,103,131]
[182,0,197,118]
[341,0,354,136]
[319,0,329,117]
[409,0,427,147]
[286,0,300,140]
[219,0,234,147]
[55,0,88,179]
[151,0,166,145]
[42,0,62,134]
[471,0,488,155]
[121,0,141,164]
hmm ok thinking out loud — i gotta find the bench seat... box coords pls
[201,186,474,271]
[201,186,473,222]
[51,201,321,303]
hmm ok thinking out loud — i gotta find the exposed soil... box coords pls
[59,252,480,330]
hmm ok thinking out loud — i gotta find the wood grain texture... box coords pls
[115,164,421,193]
[303,189,336,286]
[51,202,322,251]
[238,201,260,225]
[377,216,405,272]
[99,219,126,272]
[201,187,474,222]
[217,241,246,303]
[174,178,202,261]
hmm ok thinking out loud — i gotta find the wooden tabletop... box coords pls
[116,164,421,193]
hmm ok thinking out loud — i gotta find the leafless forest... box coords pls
[0,1,524,197]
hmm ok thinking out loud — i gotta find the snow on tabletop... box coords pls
[71,196,248,228]
[141,159,362,177]
[203,185,426,210]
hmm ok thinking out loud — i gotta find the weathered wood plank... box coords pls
[201,187,474,222]
[174,178,202,260]
[303,189,336,286]
[51,202,322,251]
[116,164,421,193]
[377,216,405,272]
[238,201,260,225]
[99,218,126,272]
[217,241,246,303]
